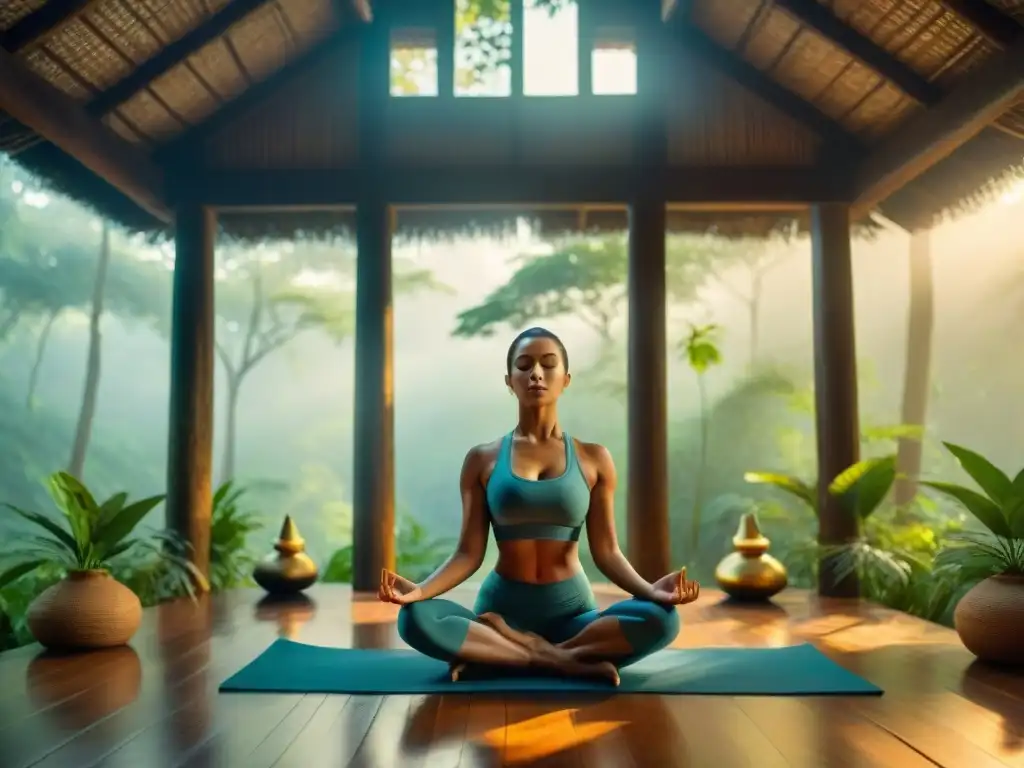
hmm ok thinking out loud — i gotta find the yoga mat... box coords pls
[220,639,882,696]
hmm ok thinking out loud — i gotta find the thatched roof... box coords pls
[1,0,1023,240]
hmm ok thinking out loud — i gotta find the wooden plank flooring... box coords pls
[0,584,1022,767]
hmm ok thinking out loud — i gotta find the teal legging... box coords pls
[397,570,680,668]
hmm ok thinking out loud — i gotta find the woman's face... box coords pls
[505,336,570,405]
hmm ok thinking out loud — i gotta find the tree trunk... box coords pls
[26,310,58,409]
[690,373,709,555]
[749,269,763,369]
[68,222,110,478]
[894,228,935,508]
[220,375,240,485]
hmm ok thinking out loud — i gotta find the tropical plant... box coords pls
[207,481,264,591]
[0,472,207,596]
[923,443,1024,579]
[323,516,455,585]
[745,453,969,623]
[681,323,722,554]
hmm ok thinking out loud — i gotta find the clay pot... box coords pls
[27,569,142,651]
[954,574,1024,666]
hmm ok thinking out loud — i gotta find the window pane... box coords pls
[391,29,439,97]
[593,40,636,95]
[455,0,512,97]
[524,0,578,96]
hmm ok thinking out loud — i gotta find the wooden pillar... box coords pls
[351,201,396,592]
[166,204,216,579]
[577,1,593,96]
[510,0,524,96]
[352,13,394,592]
[627,200,670,581]
[625,1,671,582]
[810,203,861,598]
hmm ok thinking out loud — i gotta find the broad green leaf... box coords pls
[943,443,1013,504]
[920,481,1012,538]
[829,456,897,519]
[0,559,46,590]
[212,481,234,509]
[46,474,90,546]
[743,472,816,509]
[1,502,79,556]
[1013,468,1024,495]
[1004,495,1024,539]
[94,494,165,557]
[56,472,99,512]
[95,492,127,533]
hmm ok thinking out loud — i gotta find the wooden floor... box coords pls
[0,584,1023,768]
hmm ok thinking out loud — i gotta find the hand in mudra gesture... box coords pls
[649,567,700,606]
[378,569,423,605]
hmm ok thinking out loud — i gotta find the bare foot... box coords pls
[477,613,550,651]
[450,661,467,682]
[531,646,620,686]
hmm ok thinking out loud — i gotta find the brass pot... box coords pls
[954,574,1024,666]
[253,516,319,595]
[714,512,788,601]
[27,570,142,651]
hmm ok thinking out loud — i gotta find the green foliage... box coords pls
[923,442,1024,577]
[452,235,726,342]
[323,517,455,584]
[680,323,722,375]
[208,481,264,591]
[0,471,206,592]
[681,323,723,553]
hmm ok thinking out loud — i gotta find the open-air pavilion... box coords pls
[2,0,1024,765]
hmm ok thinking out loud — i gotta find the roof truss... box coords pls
[854,40,1024,215]
[0,0,90,52]
[772,0,942,105]
[0,45,169,221]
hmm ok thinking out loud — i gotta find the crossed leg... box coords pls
[397,600,619,683]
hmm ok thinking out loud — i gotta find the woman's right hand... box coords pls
[378,569,423,605]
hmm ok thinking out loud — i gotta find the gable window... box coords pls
[455,0,512,97]
[524,0,578,96]
[390,28,439,97]
[592,27,636,95]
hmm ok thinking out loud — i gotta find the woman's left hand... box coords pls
[648,567,700,606]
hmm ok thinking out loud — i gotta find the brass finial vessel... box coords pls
[714,512,788,601]
[253,516,319,595]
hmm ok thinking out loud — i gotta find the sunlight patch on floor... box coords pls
[479,708,627,764]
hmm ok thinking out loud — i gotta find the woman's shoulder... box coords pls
[571,437,614,466]
[463,437,505,465]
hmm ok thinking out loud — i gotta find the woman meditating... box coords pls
[378,327,700,685]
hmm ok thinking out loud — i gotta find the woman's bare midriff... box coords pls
[493,539,583,584]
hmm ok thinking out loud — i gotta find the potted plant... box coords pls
[923,443,1024,665]
[0,472,207,651]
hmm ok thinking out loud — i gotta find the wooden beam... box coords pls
[86,0,272,116]
[672,23,863,153]
[938,0,1023,49]
[774,0,942,105]
[166,203,216,580]
[156,24,364,162]
[0,0,91,52]
[171,166,849,207]
[810,202,860,599]
[0,46,170,222]
[853,41,1024,215]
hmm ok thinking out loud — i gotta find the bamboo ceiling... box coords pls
[0,0,1022,235]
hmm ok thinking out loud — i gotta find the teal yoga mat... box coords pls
[220,639,882,696]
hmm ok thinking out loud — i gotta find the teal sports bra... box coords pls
[484,432,592,542]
